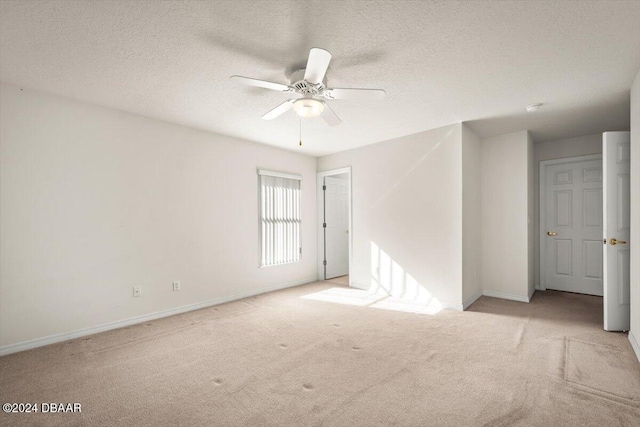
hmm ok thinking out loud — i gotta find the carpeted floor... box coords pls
[1,278,639,426]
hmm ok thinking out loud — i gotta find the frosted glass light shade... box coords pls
[293,98,324,118]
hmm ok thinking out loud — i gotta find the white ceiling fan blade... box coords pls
[321,102,341,126]
[304,48,332,84]
[324,88,386,100]
[262,99,296,120]
[230,75,291,92]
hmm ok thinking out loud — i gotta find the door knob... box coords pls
[609,238,627,245]
[547,231,558,236]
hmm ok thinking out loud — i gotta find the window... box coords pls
[259,170,302,267]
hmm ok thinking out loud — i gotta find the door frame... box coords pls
[317,167,352,285]
[539,154,602,291]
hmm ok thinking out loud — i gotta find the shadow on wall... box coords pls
[369,242,443,312]
[307,125,459,314]
[302,242,444,315]
[362,129,454,310]
[368,129,447,211]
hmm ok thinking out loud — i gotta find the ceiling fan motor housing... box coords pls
[290,68,327,97]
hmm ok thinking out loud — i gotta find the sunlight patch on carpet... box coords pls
[301,287,443,315]
[301,287,385,306]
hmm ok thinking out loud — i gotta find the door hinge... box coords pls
[322,185,326,191]
[323,260,327,266]
[299,247,302,254]
[323,223,327,228]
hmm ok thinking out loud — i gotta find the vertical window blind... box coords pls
[259,170,302,267]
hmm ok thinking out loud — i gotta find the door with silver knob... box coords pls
[603,132,631,331]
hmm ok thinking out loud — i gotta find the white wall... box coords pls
[527,132,535,297]
[462,125,482,305]
[630,69,640,362]
[318,124,464,309]
[535,133,603,163]
[480,131,532,300]
[533,133,603,287]
[0,84,317,351]
[317,124,532,309]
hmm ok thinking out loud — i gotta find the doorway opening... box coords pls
[539,132,630,331]
[317,167,352,285]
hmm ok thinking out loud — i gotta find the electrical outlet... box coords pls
[172,281,181,291]
[133,286,142,297]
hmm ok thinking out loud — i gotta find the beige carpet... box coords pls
[326,275,350,286]
[1,280,639,426]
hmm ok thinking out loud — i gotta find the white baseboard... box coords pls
[482,290,530,303]
[462,289,483,310]
[0,276,318,357]
[629,331,640,364]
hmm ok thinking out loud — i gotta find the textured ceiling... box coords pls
[1,0,639,156]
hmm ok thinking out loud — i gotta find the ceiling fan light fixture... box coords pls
[293,98,324,118]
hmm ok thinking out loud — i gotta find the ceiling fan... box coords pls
[230,48,385,126]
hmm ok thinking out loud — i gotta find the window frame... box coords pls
[258,169,303,268]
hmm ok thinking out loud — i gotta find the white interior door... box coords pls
[603,132,631,331]
[324,176,349,279]
[543,157,603,295]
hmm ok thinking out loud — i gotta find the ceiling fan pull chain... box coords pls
[299,118,302,146]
